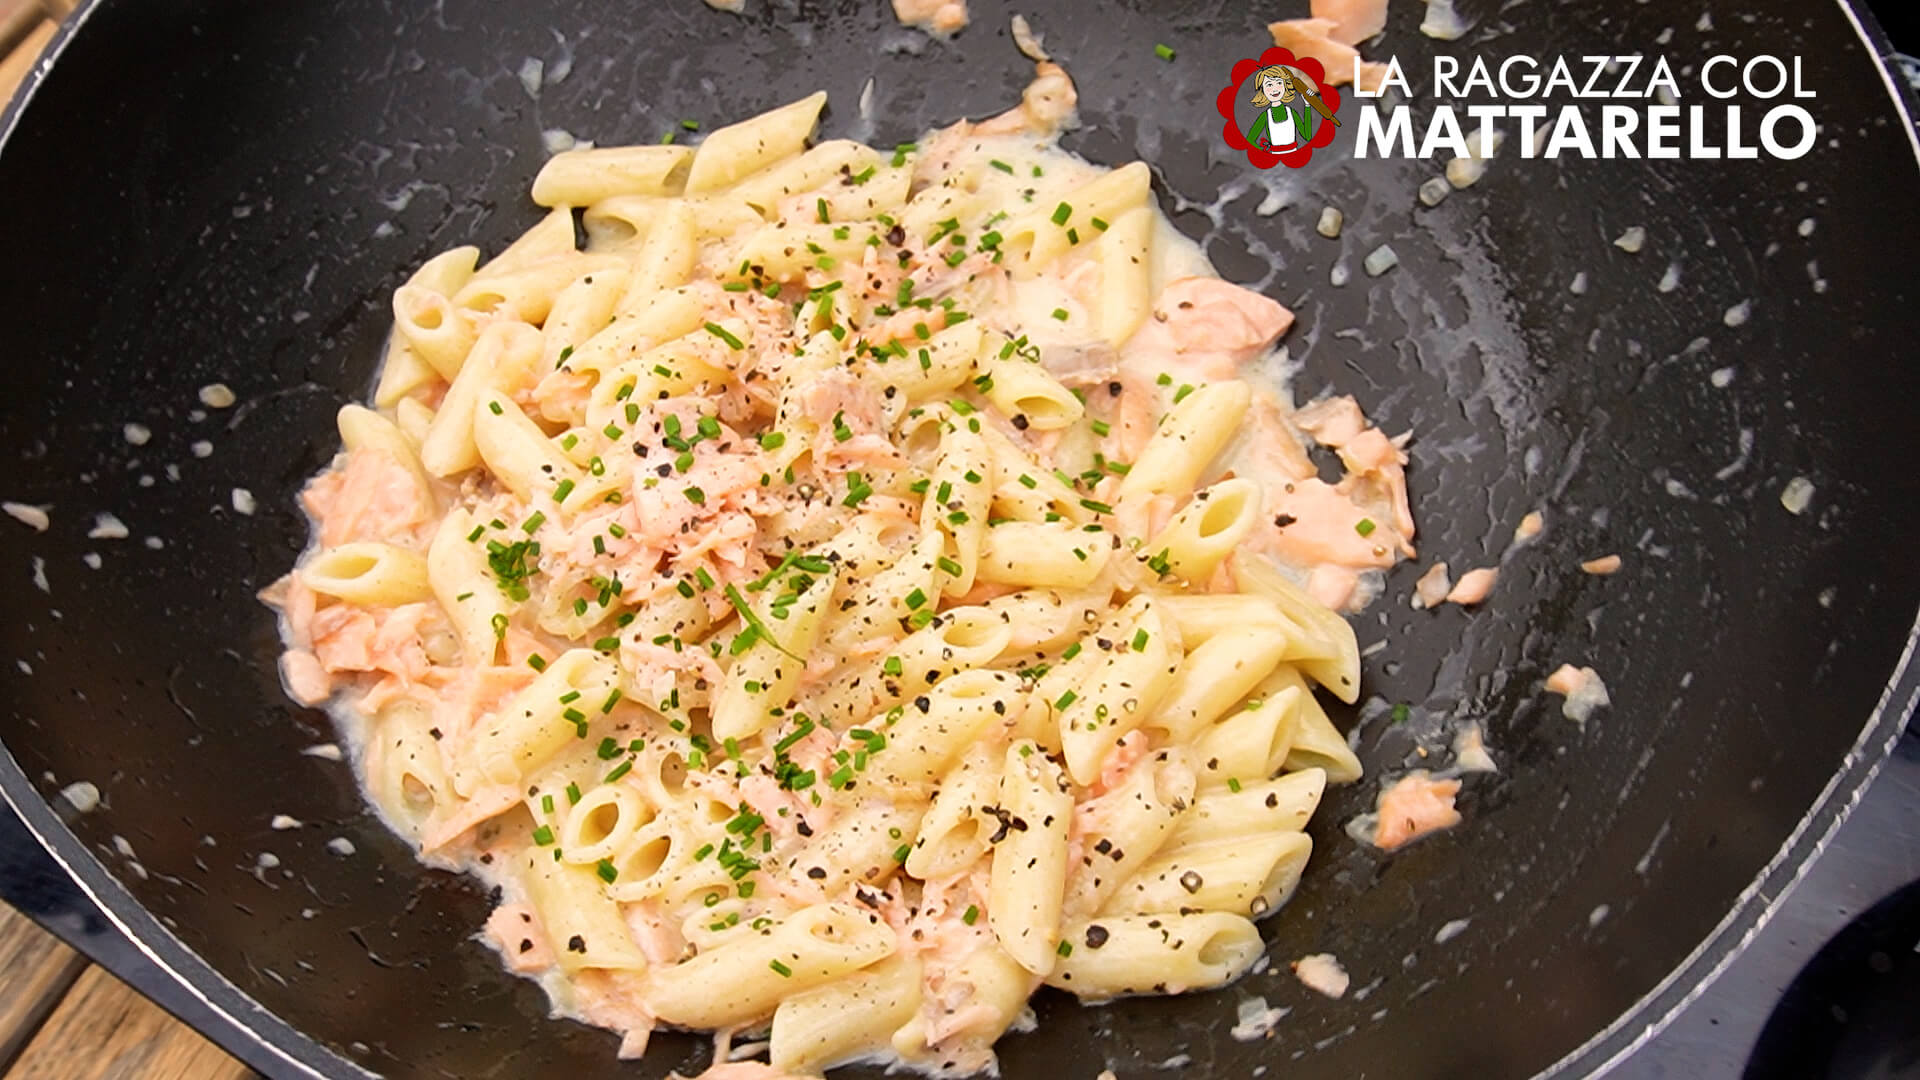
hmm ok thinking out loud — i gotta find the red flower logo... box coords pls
[1216,47,1343,170]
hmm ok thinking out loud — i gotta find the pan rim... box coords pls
[0,1,1917,1078]
[1533,2,1920,1074]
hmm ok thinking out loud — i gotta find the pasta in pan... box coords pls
[267,65,1418,1077]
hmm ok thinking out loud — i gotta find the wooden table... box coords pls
[0,903,258,1079]
[3,16,259,1079]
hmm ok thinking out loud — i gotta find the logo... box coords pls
[1216,47,1343,169]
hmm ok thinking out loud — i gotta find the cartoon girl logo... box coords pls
[1215,47,1343,170]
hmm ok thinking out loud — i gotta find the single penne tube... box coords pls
[979,354,1083,430]
[1001,162,1150,277]
[769,954,923,1075]
[1266,666,1365,783]
[425,508,509,667]
[620,201,697,303]
[1045,912,1264,997]
[1148,478,1263,583]
[683,91,828,195]
[372,335,439,408]
[988,458,1086,525]
[977,521,1113,591]
[724,138,880,212]
[405,244,482,296]
[392,284,478,381]
[975,588,1112,654]
[336,404,435,515]
[730,220,883,281]
[871,320,983,403]
[455,253,627,324]
[419,321,520,476]
[1148,623,1290,744]
[300,543,432,606]
[1098,206,1155,346]
[568,287,708,373]
[1064,746,1196,917]
[989,740,1074,975]
[556,782,654,867]
[1192,685,1303,788]
[873,668,1023,788]
[393,396,435,448]
[887,605,1014,688]
[1157,593,1299,646]
[363,696,451,842]
[1057,595,1181,786]
[788,797,926,894]
[458,649,620,793]
[641,902,897,1028]
[472,390,582,501]
[817,163,911,222]
[820,529,944,656]
[531,145,694,206]
[1230,553,1363,702]
[1167,768,1327,849]
[905,744,1001,880]
[519,848,649,973]
[604,817,696,902]
[539,267,630,371]
[471,206,578,282]
[1105,831,1313,919]
[1116,380,1251,505]
[580,194,664,252]
[710,566,839,742]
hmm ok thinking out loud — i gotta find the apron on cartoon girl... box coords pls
[1243,64,1320,150]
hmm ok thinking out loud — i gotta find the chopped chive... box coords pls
[1079,498,1114,515]
[487,400,504,415]
[1052,308,1070,321]
[962,904,979,925]
[1051,202,1072,226]
[725,583,800,660]
[1154,42,1176,61]
[1055,689,1078,710]
[936,555,964,577]
[1132,628,1149,651]
[704,322,745,350]
[1355,518,1376,537]
[553,478,576,503]
[770,959,793,977]
[759,431,786,450]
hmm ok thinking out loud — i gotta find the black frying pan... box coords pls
[2,1,1917,1077]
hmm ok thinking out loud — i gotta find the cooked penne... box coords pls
[271,82,1435,1077]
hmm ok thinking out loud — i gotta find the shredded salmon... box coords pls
[1371,772,1462,851]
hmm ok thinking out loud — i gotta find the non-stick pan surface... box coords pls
[2,1,1917,1077]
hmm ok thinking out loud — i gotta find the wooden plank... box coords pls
[0,18,53,107]
[0,905,86,1070]
[0,0,39,60]
[5,964,259,1080]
